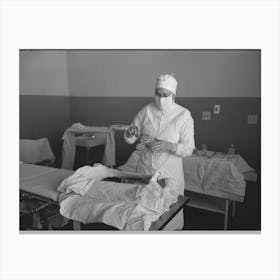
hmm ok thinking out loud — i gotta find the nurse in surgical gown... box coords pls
[124,73,195,229]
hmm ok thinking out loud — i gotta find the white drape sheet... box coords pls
[57,165,178,230]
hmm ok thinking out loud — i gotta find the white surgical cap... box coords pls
[156,73,177,95]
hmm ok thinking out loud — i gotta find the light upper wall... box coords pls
[67,50,260,98]
[19,50,260,97]
[20,50,69,96]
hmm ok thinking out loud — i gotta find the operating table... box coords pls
[20,163,189,231]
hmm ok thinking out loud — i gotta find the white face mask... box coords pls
[155,95,173,112]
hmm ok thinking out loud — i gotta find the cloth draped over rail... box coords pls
[61,123,129,170]
[101,124,129,167]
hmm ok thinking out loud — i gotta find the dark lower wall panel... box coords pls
[70,97,261,172]
[20,95,261,174]
[20,95,71,166]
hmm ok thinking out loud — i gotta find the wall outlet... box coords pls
[214,104,220,114]
[202,111,211,120]
[248,114,258,124]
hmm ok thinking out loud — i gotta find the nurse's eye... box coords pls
[156,93,168,98]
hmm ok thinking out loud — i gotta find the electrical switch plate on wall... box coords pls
[202,111,211,120]
[248,114,258,124]
[214,104,220,114]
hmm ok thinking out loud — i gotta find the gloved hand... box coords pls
[141,134,154,145]
[125,125,139,138]
[149,139,177,153]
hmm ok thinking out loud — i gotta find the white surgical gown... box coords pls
[124,102,195,197]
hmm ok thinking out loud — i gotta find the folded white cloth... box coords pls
[61,123,87,169]
[102,124,129,167]
[20,138,55,164]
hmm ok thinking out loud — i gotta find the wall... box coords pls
[20,50,261,172]
[69,96,260,169]
[20,50,69,96]
[20,50,70,165]
[67,50,260,98]
[68,50,260,170]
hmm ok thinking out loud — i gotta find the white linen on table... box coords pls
[20,138,55,164]
[119,151,247,201]
[20,163,74,202]
[58,165,178,230]
[224,154,254,173]
[182,157,246,202]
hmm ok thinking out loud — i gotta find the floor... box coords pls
[183,181,261,230]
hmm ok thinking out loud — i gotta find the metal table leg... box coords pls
[73,220,81,230]
[86,147,90,164]
[224,199,229,230]
[231,201,236,217]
